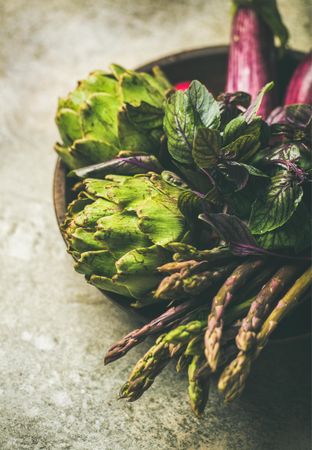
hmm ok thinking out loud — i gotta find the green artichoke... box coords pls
[55,64,171,170]
[63,171,191,305]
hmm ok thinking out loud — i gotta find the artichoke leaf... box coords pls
[73,198,120,227]
[90,274,133,298]
[66,197,94,216]
[55,143,84,170]
[138,198,187,245]
[152,66,172,91]
[70,139,119,167]
[113,273,163,299]
[55,109,83,147]
[120,72,164,108]
[116,245,170,275]
[83,178,120,200]
[69,228,107,253]
[95,211,152,258]
[102,175,156,210]
[80,93,120,145]
[75,249,116,277]
[118,108,159,154]
[58,70,119,111]
[125,101,164,131]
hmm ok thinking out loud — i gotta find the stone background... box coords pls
[0,0,311,449]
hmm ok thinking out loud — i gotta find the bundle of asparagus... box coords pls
[105,247,311,415]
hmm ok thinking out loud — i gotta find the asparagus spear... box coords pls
[205,259,264,371]
[104,297,204,364]
[187,299,256,413]
[167,243,234,264]
[188,355,210,416]
[236,265,299,351]
[155,263,235,300]
[119,334,171,401]
[164,320,206,344]
[218,266,312,402]
[119,321,206,401]
[255,266,312,354]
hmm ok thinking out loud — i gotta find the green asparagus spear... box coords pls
[188,355,210,416]
[236,265,299,351]
[205,260,264,371]
[154,263,234,300]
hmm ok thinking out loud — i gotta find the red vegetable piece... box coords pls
[175,81,192,91]
[284,52,312,105]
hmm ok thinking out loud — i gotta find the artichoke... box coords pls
[63,171,191,305]
[55,64,171,170]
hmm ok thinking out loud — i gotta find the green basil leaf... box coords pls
[192,128,221,168]
[238,163,269,177]
[244,82,274,123]
[164,90,195,164]
[188,80,221,130]
[222,134,260,162]
[223,179,262,220]
[219,162,250,191]
[249,171,304,234]
[223,116,262,146]
[172,162,211,192]
[256,204,311,253]
[69,155,163,179]
[164,81,221,165]
[178,190,203,224]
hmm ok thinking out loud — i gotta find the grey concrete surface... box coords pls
[0,0,311,449]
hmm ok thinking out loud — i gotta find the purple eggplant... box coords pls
[284,52,312,105]
[226,1,288,118]
[226,8,276,118]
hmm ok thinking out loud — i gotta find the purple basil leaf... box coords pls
[268,104,312,129]
[285,104,312,128]
[68,155,163,179]
[199,213,258,247]
[219,162,250,191]
[266,106,287,125]
[217,91,251,109]
[199,213,311,261]
[229,242,312,261]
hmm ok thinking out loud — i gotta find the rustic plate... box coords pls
[53,45,310,338]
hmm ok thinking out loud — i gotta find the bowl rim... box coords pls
[53,45,310,342]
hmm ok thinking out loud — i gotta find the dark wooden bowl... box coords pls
[53,45,310,339]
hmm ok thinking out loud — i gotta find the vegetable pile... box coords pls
[55,0,312,416]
